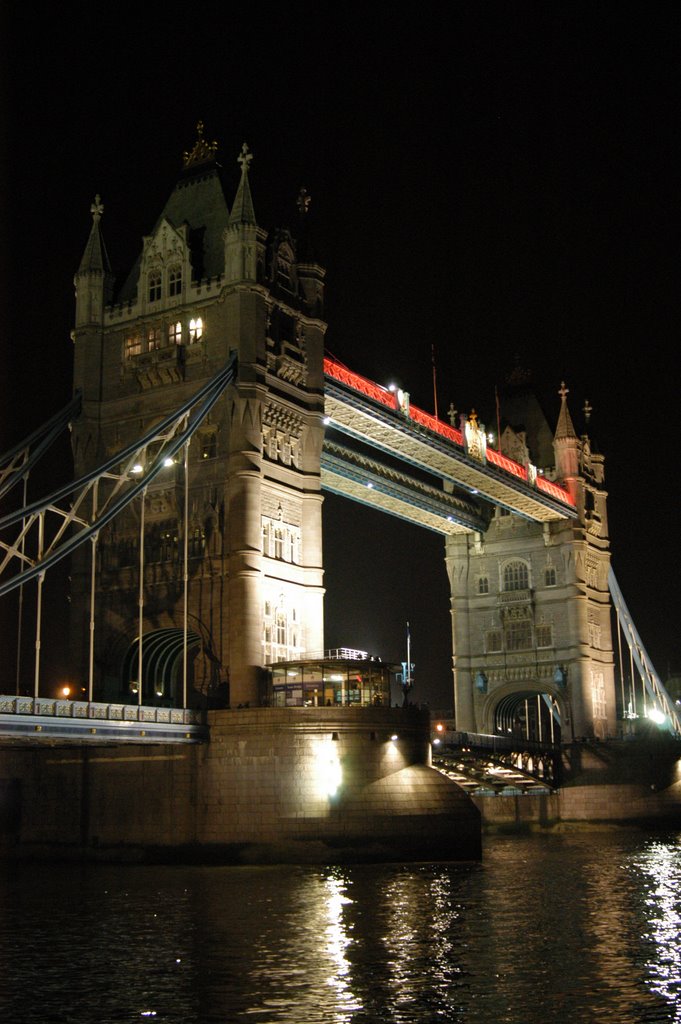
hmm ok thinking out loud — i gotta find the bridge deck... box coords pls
[323,358,576,529]
[0,696,206,744]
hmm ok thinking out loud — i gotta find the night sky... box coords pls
[1,5,679,707]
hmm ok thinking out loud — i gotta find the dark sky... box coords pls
[1,4,679,706]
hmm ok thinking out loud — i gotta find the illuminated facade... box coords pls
[71,125,326,707]
[70,126,616,740]
[447,379,617,741]
[269,654,394,708]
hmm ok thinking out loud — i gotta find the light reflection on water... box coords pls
[1,829,680,1023]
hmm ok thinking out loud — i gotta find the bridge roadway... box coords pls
[322,356,577,534]
[0,697,558,794]
[0,696,206,744]
[432,730,559,793]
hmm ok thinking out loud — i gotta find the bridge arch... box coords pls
[482,682,564,745]
[121,628,202,703]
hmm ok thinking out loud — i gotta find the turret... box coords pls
[553,381,582,507]
[224,143,267,285]
[73,195,114,328]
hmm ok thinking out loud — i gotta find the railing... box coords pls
[0,695,202,726]
[323,355,575,509]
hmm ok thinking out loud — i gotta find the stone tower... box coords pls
[71,125,327,707]
[446,375,617,742]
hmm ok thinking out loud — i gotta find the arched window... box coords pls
[148,271,162,302]
[168,267,182,296]
[478,576,489,595]
[168,321,182,346]
[502,560,529,592]
[544,566,557,587]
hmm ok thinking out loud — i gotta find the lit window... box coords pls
[147,327,161,351]
[591,672,606,719]
[148,272,162,302]
[189,317,203,343]
[503,561,529,592]
[200,432,217,460]
[168,267,182,297]
[544,566,557,587]
[478,576,489,595]
[168,321,182,346]
[124,335,142,359]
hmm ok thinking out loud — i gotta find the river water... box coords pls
[1,828,680,1024]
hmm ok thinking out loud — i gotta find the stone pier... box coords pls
[0,707,481,863]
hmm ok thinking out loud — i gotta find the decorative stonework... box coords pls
[182,121,218,168]
[261,491,301,526]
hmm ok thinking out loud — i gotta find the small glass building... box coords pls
[269,651,396,708]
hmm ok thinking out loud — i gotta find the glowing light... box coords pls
[648,707,667,726]
[163,457,175,467]
[60,685,71,698]
[315,740,343,797]
[436,722,444,732]
[390,734,398,742]
[323,416,331,425]
[131,463,144,475]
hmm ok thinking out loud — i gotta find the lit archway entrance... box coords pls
[121,628,201,704]
[494,690,561,745]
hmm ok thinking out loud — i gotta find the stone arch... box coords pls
[121,627,201,703]
[482,680,565,744]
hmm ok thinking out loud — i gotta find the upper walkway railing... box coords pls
[323,356,576,521]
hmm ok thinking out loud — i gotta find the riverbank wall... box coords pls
[0,706,481,863]
[473,736,681,831]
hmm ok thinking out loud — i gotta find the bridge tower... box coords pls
[446,375,617,741]
[71,126,327,707]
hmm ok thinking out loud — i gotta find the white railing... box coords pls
[0,695,202,726]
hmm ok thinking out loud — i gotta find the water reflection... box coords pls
[635,837,681,1018]
[2,831,681,1023]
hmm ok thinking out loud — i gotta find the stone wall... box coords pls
[0,706,481,863]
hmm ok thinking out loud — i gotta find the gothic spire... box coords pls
[554,381,578,441]
[77,195,112,276]
[228,143,257,226]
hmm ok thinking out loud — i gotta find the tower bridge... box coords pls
[0,127,679,863]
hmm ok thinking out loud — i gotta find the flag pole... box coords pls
[431,346,439,419]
